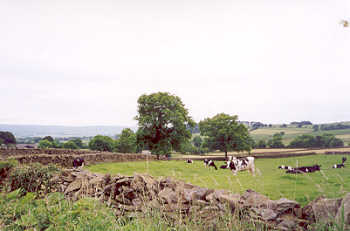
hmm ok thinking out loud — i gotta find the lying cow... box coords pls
[227,156,255,175]
[73,157,85,168]
[286,164,321,174]
[333,157,347,169]
[278,165,293,171]
[220,163,229,169]
[204,159,218,170]
[186,159,194,164]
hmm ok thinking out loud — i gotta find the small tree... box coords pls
[63,141,79,149]
[71,138,84,149]
[135,92,195,159]
[115,128,137,153]
[199,113,252,159]
[89,135,114,152]
[38,139,53,149]
[256,140,267,148]
[267,133,285,148]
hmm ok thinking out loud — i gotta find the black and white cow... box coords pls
[220,163,229,169]
[186,159,194,164]
[73,157,85,168]
[333,157,347,169]
[227,156,255,175]
[286,164,321,174]
[278,165,293,171]
[204,159,218,170]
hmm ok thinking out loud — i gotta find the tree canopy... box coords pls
[71,138,84,149]
[42,136,54,143]
[267,133,285,148]
[135,92,195,158]
[0,131,16,147]
[115,128,137,153]
[63,140,79,149]
[199,113,252,159]
[89,135,114,152]
[289,133,344,148]
[38,139,54,149]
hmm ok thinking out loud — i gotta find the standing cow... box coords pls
[73,157,85,168]
[227,156,255,175]
[204,159,218,170]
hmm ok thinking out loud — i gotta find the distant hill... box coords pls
[0,124,136,138]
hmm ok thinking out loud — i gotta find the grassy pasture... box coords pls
[250,127,350,145]
[86,155,350,206]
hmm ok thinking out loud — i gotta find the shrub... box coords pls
[0,159,18,190]
[8,162,60,193]
[62,140,79,149]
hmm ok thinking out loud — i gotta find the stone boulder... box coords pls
[336,193,350,229]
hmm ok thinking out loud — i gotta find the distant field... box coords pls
[250,127,350,145]
[86,155,350,206]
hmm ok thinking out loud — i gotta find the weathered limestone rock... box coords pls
[183,186,210,202]
[65,179,82,194]
[274,198,300,216]
[158,187,178,204]
[251,208,278,221]
[240,189,276,209]
[336,192,350,228]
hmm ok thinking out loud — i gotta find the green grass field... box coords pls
[250,127,350,144]
[86,155,350,206]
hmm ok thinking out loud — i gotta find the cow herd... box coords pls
[278,156,347,174]
[74,155,347,176]
[187,156,256,175]
[186,156,348,176]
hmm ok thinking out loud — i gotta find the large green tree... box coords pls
[135,92,195,159]
[199,113,252,159]
[0,131,16,148]
[115,128,137,153]
[88,135,114,152]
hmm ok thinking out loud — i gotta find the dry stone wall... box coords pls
[48,169,350,231]
[0,148,103,156]
[0,149,159,167]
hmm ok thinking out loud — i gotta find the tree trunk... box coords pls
[225,151,227,160]
[157,154,160,160]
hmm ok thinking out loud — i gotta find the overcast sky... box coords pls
[1,0,349,127]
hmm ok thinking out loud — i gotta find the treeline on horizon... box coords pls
[1,91,349,156]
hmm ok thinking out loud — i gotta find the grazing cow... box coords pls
[186,159,194,164]
[227,156,255,175]
[286,164,321,174]
[73,157,85,168]
[333,157,347,169]
[204,159,218,170]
